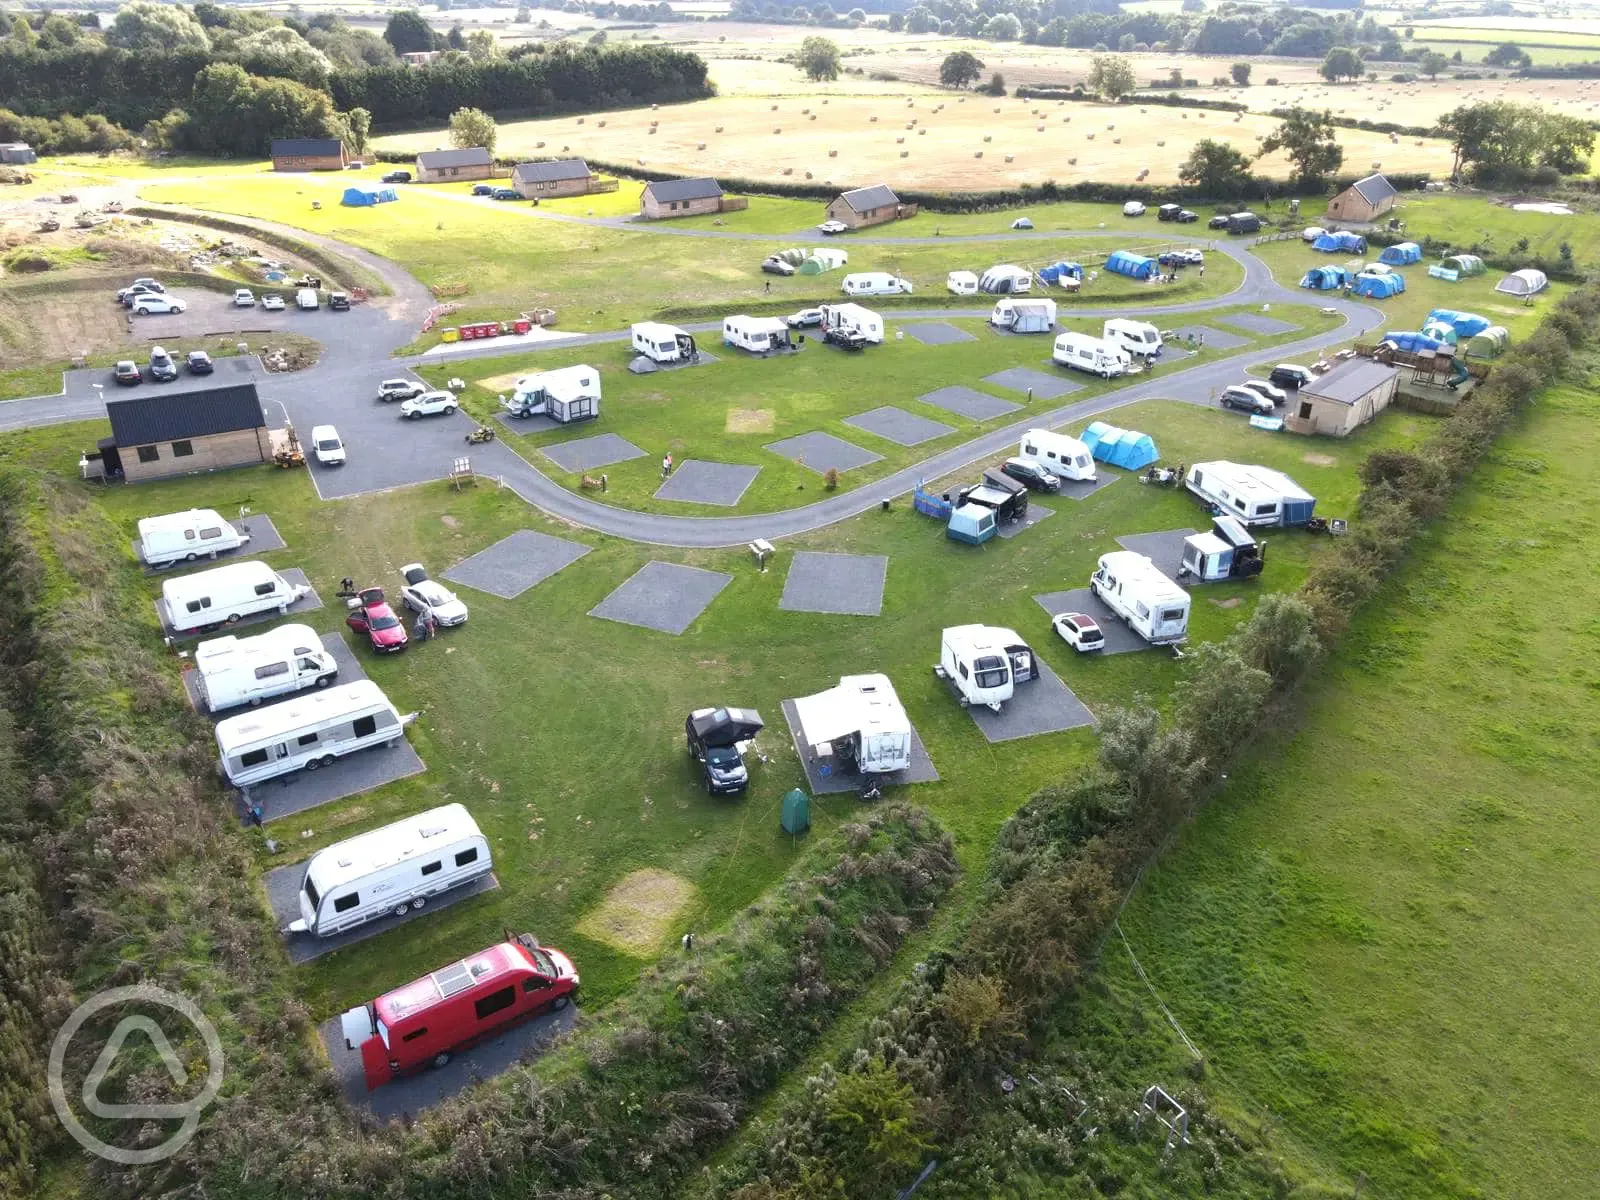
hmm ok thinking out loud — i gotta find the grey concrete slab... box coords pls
[320,1002,577,1120]
[765,431,883,475]
[494,411,561,436]
[240,737,426,824]
[916,386,1022,422]
[1033,589,1155,655]
[902,321,976,346]
[983,366,1082,400]
[1056,469,1120,502]
[1167,324,1249,351]
[778,552,888,616]
[966,662,1095,743]
[589,560,732,635]
[1156,344,1195,363]
[997,502,1055,539]
[540,433,646,474]
[137,513,286,573]
[443,530,592,600]
[157,567,324,640]
[1116,528,1200,586]
[780,697,940,795]
[266,861,500,964]
[843,406,955,448]
[1219,313,1299,336]
[654,460,761,507]
[185,631,363,717]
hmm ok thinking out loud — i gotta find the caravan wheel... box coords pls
[412,895,426,909]
[185,552,198,562]
[304,756,321,771]
[393,902,410,917]
[320,755,336,768]
[226,613,241,625]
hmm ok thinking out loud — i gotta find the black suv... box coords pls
[328,292,351,311]
[685,707,765,795]
[381,170,411,183]
[1208,214,1231,230]
[1269,364,1316,391]
[958,472,1029,523]
[1000,456,1060,492]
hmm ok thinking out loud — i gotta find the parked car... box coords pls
[378,378,426,403]
[296,288,319,310]
[311,424,346,466]
[491,187,520,201]
[233,288,255,307]
[346,587,407,653]
[1220,385,1275,415]
[1122,200,1146,217]
[1158,203,1183,222]
[132,294,186,315]
[1208,214,1231,230]
[1238,378,1288,406]
[346,160,364,170]
[329,292,351,311]
[261,293,286,311]
[1000,456,1060,493]
[399,563,469,627]
[1301,226,1327,242]
[148,346,178,382]
[399,389,458,419]
[818,219,849,235]
[382,170,412,184]
[1172,248,1204,265]
[785,308,824,329]
[186,350,214,375]
[117,278,164,304]
[113,360,142,386]
[761,255,795,277]
[472,183,495,196]
[1011,217,1034,230]
[685,707,765,796]
[1270,363,1318,390]
[1052,611,1105,652]
[1176,209,1198,223]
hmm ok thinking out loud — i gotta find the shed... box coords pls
[640,176,724,219]
[1378,241,1422,266]
[780,788,811,835]
[1299,266,1349,291]
[415,146,493,183]
[0,142,37,165]
[1464,325,1509,359]
[104,384,269,483]
[1494,268,1548,298]
[947,503,997,545]
[1080,421,1158,470]
[1285,358,1398,437]
[1325,173,1397,222]
[825,183,911,229]
[512,157,597,199]
[1351,272,1405,299]
[271,137,346,172]
[1105,250,1156,280]
[990,298,1057,333]
[1038,261,1082,285]
[341,185,398,207]
[1424,309,1490,338]
[979,264,1032,294]
[947,270,979,296]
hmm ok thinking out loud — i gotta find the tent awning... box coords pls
[792,689,859,745]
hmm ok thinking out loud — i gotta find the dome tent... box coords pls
[1464,325,1509,359]
[1081,421,1158,470]
[1381,331,1448,354]
[1104,250,1156,280]
[341,185,398,207]
[1299,265,1348,290]
[1439,253,1486,277]
[1352,272,1405,299]
[1494,268,1548,297]
[1419,319,1459,345]
[1313,231,1366,254]
[1378,241,1422,265]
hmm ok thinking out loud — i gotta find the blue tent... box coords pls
[1038,261,1082,285]
[1081,421,1158,470]
[341,185,398,207]
[1424,308,1490,337]
[1352,272,1405,299]
[1299,265,1348,290]
[1104,250,1156,280]
[1378,241,1422,265]
[1381,331,1447,354]
[1313,231,1366,254]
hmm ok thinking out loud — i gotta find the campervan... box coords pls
[161,561,309,634]
[791,673,912,775]
[631,322,697,364]
[1178,515,1265,582]
[1102,318,1163,360]
[947,270,979,296]
[1185,461,1316,527]
[937,625,1037,712]
[287,803,492,937]
[1019,429,1096,482]
[193,622,338,712]
[1052,331,1129,378]
[722,315,793,354]
[502,364,600,423]
[215,679,413,787]
[137,508,250,567]
[819,303,883,345]
[1088,551,1191,646]
[841,272,913,297]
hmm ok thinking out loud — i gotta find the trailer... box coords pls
[162,561,309,634]
[137,508,250,567]
[791,674,912,775]
[1053,331,1130,377]
[193,622,339,712]
[1185,461,1316,527]
[631,321,697,364]
[502,364,600,423]
[947,270,979,296]
[215,679,415,787]
[841,272,912,297]
[1019,429,1096,482]
[934,625,1037,711]
[722,315,794,354]
[1178,515,1266,582]
[1089,551,1191,646]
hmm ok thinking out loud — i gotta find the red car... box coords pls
[346,586,408,653]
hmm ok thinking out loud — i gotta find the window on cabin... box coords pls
[137,445,159,463]
[172,441,193,457]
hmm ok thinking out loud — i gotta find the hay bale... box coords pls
[983,134,992,142]
[1156,140,1165,147]
[897,136,905,143]
[650,119,658,127]
[698,142,706,150]
[651,103,659,110]
[1113,137,1121,144]
[774,127,781,134]
[802,107,810,114]
[1087,132,1095,140]
[577,117,585,125]
[828,149,838,157]
[974,151,983,158]
[1107,123,1115,130]
[919,128,926,135]
[1004,154,1014,163]
[598,120,607,128]
[870,116,878,123]
[1068,157,1077,165]
[1371,161,1382,169]
[536,141,545,148]
[562,145,569,151]
[783,167,793,175]
[906,122,914,129]
[648,128,657,135]
[770,104,778,111]
[1037,125,1044,132]
[1062,116,1070,123]
[805,171,813,179]
[809,114,817,121]
[715,125,723,133]
[994,106,1001,113]
[900,150,909,158]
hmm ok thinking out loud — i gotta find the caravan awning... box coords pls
[792,688,858,745]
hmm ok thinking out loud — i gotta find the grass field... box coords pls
[1078,358,1600,1200]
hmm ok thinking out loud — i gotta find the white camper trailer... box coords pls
[137,508,251,567]
[947,270,979,296]
[791,673,912,775]
[722,315,794,354]
[1185,461,1317,527]
[979,264,1032,295]
[1019,429,1096,482]
[215,679,413,787]
[502,364,600,423]
[841,272,913,297]
[1088,551,1191,646]
[936,625,1038,712]
[193,622,339,712]
[286,803,492,937]
[631,321,697,364]
[991,297,1057,334]
[161,561,310,634]
[1102,318,1163,359]
[1052,331,1130,378]
[819,303,884,345]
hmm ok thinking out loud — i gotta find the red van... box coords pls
[340,932,579,1090]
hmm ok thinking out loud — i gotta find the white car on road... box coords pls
[233,288,255,307]
[262,293,286,311]
[399,389,458,419]
[132,294,187,315]
[399,563,468,626]
[818,220,849,235]
[311,424,346,465]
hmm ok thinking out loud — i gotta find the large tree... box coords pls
[1440,99,1596,179]
[1259,106,1344,186]
[1318,45,1364,82]
[939,50,984,89]
[1178,138,1254,199]
[1230,61,1251,85]
[180,62,337,157]
[448,105,496,155]
[237,27,333,85]
[1418,50,1450,78]
[1483,41,1530,68]
[1087,53,1137,101]
[796,35,841,81]
[383,9,437,54]
[106,2,212,52]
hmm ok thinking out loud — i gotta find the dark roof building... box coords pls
[1326,172,1399,222]
[837,184,900,213]
[105,383,270,481]
[415,147,495,181]
[825,182,913,229]
[513,157,593,185]
[1285,358,1399,437]
[639,176,725,219]
[270,137,347,171]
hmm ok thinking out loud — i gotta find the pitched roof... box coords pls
[1348,173,1397,205]
[416,146,493,170]
[271,138,343,159]
[107,384,265,446]
[838,184,899,212]
[1299,358,1397,405]
[513,157,591,184]
[643,176,723,203]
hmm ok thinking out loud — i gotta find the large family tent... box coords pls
[1352,272,1405,299]
[1433,253,1486,280]
[1080,421,1159,470]
[979,264,1032,294]
[1313,231,1367,254]
[1425,309,1491,338]
[341,185,398,207]
[1494,268,1548,298]
[1037,261,1082,286]
[1464,325,1509,358]
[1299,265,1349,291]
[1418,319,1459,345]
[1381,330,1448,354]
[1105,250,1157,280]
[1378,241,1422,266]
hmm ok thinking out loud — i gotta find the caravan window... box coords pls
[255,662,289,680]
[297,732,319,747]
[253,581,276,597]
[455,847,479,868]
[421,860,442,876]
[353,715,377,738]
[186,597,212,613]
[184,529,198,542]
[957,661,969,680]
[1257,503,1278,517]
[973,656,1008,689]
[304,876,320,909]
[1023,441,1038,456]
[333,893,359,913]
[474,986,516,1021]
[1135,602,1150,619]
[240,748,269,768]
[199,526,222,540]
[1161,608,1186,623]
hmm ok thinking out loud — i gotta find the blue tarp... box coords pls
[1313,231,1367,254]
[1424,308,1490,337]
[1105,250,1156,280]
[1382,331,1447,354]
[1038,261,1082,285]
[1352,272,1406,298]
[1378,241,1422,265]
[1299,265,1348,290]
[341,185,398,207]
[1081,421,1159,470]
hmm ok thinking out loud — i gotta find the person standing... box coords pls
[662,452,674,478]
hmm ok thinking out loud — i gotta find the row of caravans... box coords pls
[215,678,416,787]
[162,560,309,634]
[1051,320,1165,377]
[138,508,251,567]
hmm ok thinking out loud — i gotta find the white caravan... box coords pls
[215,679,413,787]
[162,561,309,634]
[1052,331,1130,378]
[1088,551,1191,646]
[937,625,1037,712]
[979,264,1032,294]
[631,321,697,364]
[1103,318,1163,359]
[991,298,1057,334]
[722,315,793,354]
[819,303,884,344]
[137,508,250,567]
[194,622,339,712]
[1185,461,1317,527]
[947,270,979,296]
[503,364,600,423]
[841,272,913,297]
[792,673,912,775]
[1019,429,1096,482]
[286,803,492,937]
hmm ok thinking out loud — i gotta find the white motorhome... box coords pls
[1103,318,1163,359]
[286,803,491,937]
[1019,429,1096,482]
[947,270,979,296]
[137,508,250,567]
[162,561,310,634]
[1052,331,1130,378]
[1089,551,1191,646]
[979,264,1032,295]
[1185,461,1317,527]
[722,315,793,354]
[936,625,1038,712]
[841,272,913,297]
[991,298,1057,334]
[194,622,339,712]
[818,303,884,344]
[215,679,413,787]
[503,364,600,423]
[792,673,912,775]
[631,321,697,364]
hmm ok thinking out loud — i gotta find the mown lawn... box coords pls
[1387,191,1600,271]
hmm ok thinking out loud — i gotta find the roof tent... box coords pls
[1105,250,1156,280]
[1464,325,1509,359]
[1382,330,1448,354]
[1425,309,1491,337]
[1038,261,1082,285]
[1081,421,1158,470]
[1494,268,1548,297]
[1440,253,1486,277]
[342,185,398,207]
[687,707,765,748]
[1378,241,1422,265]
[1352,272,1405,298]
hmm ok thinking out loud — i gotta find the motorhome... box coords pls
[841,272,913,297]
[1102,318,1163,360]
[1185,461,1317,527]
[215,679,413,787]
[287,803,492,937]
[991,298,1056,333]
[1089,551,1191,646]
[818,303,883,345]
[947,270,979,296]
[937,625,1038,711]
[193,622,338,712]
[502,364,600,423]
[721,315,793,354]
[161,561,309,634]
[1052,331,1130,378]
[630,322,697,364]
[1178,515,1266,582]
[1019,429,1096,482]
[137,508,250,567]
[791,673,912,775]
[978,264,1032,294]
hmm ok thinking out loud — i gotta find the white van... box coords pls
[1019,429,1096,482]
[296,287,319,310]
[722,315,793,354]
[1052,331,1130,378]
[311,424,346,466]
[841,272,913,297]
[286,803,491,937]
[162,561,310,634]
[215,679,412,787]
[1089,551,1191,646]
[137,508,250,568]
[1103,318,1163,360]
[631,321,696,364]
[194,622,339,712]
[947,270,979,296]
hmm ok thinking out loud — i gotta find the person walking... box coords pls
[764,280,772,294]
[1198,263,1205,279]
[662,452,674,478]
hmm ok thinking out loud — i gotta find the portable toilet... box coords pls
[780,788,811,835]
[947,503,997,545]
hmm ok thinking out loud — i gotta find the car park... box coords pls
[785,308,824,329]
[1052,611,1105,652]
[311,424,347,466]
[399,563,469,627]
[233,288,255,307]
[1000,456,1060,493]
[329,292,351,311]
[1238,378,1287,406]
[378,378,426,403]
[148,346,178,382]
[818,219,848,235]
[113,360,142,386]
[491,187,520,201]
[382,170,412,183]
[1208,214,1231,230]
[133,294,186,315]
[1220,386,1275,415]
[1122,200,1146,216]
[261,293,285,311]
[399,390,459,419]
[1269,363,1318,390]
[761,255,795,276]
[186,350,214,375]
[346,587,408,653]
[1011,217,1034,230]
